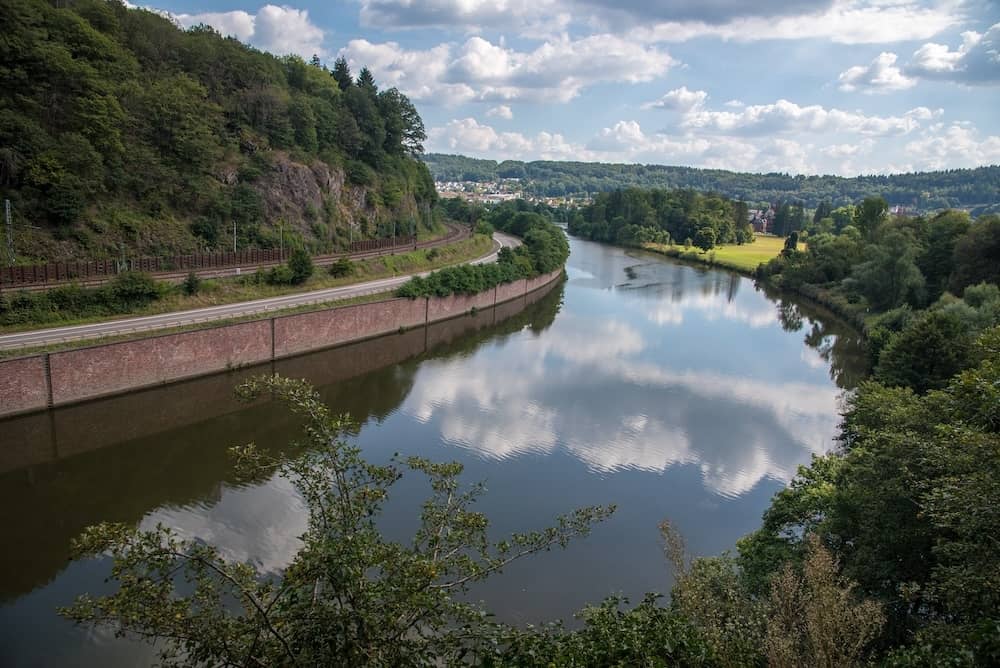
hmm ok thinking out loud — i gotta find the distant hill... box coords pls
[0,0,435,263]
[423,154,1000,213]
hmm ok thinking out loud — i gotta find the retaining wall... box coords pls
[0,356,50,416]
[0,268,562,418]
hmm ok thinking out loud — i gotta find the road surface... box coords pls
[0,232,519,352]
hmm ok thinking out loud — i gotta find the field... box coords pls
[642,235,790,273]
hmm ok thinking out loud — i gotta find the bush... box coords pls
[397,217,568,299]
[287,248,314,284]
[475,221,494,236]
[328,257,354,278]
[182,271,201,296]
[103,272,162,310]
[266,265,295,285]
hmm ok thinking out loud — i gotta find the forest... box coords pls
[424,153,1000,213]
[0,0,436,262]
[567,187,754,249]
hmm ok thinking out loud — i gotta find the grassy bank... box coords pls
[0,234,493,335]
[641,235,788,273]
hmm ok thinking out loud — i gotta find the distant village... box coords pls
[437,180,922,229]
[434,179,588,208]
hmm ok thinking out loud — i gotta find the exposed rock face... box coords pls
[251,152,413,245]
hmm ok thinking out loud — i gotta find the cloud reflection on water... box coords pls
[408,303,841,498]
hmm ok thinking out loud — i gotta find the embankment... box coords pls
[0,269,562,418]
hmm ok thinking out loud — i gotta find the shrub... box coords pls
[103,272,162,309]
[267,265,295,285]
[287,248,314,284]
[329,257,355,278]
[182,272,201,296]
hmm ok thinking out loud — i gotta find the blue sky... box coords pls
[156,1,999,176]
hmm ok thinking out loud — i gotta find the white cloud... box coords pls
[904,123,1000,170]
[431,108,1000,176]
[359,0,570,36]
[838,52,916,93]
[681,99,930,137]
[643,86,708,111]
[340,34,675,104]
[486,105,514,119]
[838,24,1000,92]
[907,23,1000,84]
[174,5,326,58]
[627,0,962,45]
[360,0,960,45]
[338,39,474,104]
[427,118,580,159]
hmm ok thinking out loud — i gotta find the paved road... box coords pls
[0,232,519,352]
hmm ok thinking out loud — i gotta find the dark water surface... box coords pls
[0,236,865,666]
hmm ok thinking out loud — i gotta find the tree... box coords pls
[287,248,314,284]
[874,309,975,393]
[694,226,717,251]
[917,210,971,301]
[62,376,613,667]
[846,230,925,311]
[854,196,888,240]
[813,199,832,224]
[288,96,318,154]
[356,66,377,96]
[331,56,352,90]
[783,231,799,255]
[948,214,1000,295]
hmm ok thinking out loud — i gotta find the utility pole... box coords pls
[233,221,237,254]
[279,220,284,257]
[4,199,13,267]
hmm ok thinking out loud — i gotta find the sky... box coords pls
[152,0,1000,176]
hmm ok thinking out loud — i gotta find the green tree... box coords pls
[846,230,925,310]
[694,226,717,251]
[917,210,970,301]
[853,196,888,240]
[356,66,377,96]
[287,248,314,284]
[288,96,318,154]
[948,214,1000,295]
[331,56,352,90]
[874,309,975,393]
[61,376,613,666]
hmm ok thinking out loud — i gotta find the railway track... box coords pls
[1,223,471,293]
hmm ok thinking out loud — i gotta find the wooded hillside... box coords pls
[0,0,436,262]
[424,153,1000,212]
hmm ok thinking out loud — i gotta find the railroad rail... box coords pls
[1,223,470,293]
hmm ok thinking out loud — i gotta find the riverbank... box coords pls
[639,237,869,334]
[641,236,787,273]
[0,268,564,418]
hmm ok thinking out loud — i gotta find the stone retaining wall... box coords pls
[0,269,563,418]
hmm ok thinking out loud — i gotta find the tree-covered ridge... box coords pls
[424,153,1000,212]
[568,187,754,249]
[0,0,434,262]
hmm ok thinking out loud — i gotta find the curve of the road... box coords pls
[0,232,520,352]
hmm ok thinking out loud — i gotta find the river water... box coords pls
[0,235,866,666]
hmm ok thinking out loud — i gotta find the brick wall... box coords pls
[0,356,49,416]
[0,268,564,418]
[48,320,272,406]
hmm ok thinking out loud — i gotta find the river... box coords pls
[0,235,866,666]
